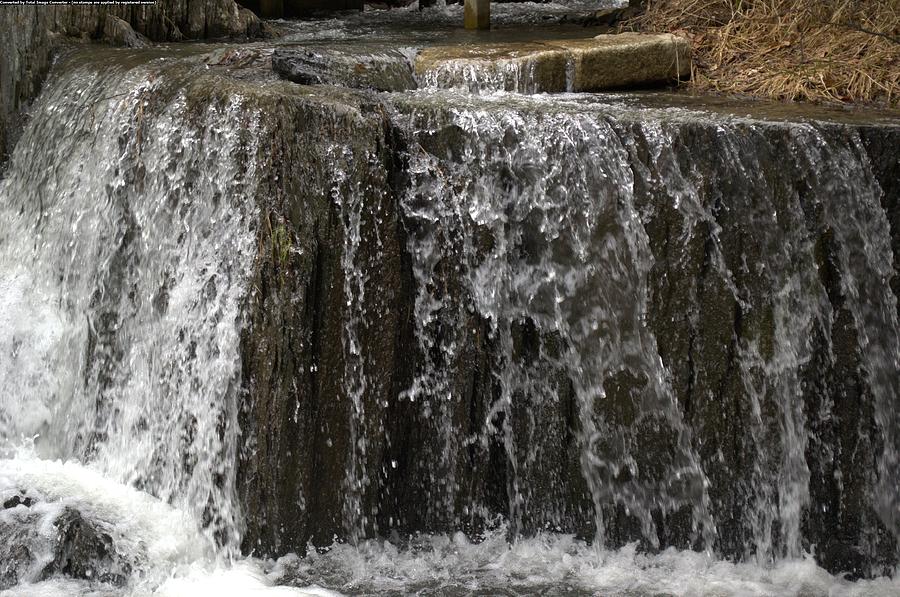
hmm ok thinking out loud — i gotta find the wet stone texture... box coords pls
[272,46,417,91]
[0,494,133,589]
[0,2,264,164]
[237,85,414,552]
[234,82,900,580]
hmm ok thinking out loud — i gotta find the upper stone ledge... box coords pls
[416,33,691,94]
[273,46,417,92]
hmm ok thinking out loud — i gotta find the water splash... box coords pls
[419,58,554,94]
[273,524,900,596]
[0,56,261,557]
[395,97,715,546]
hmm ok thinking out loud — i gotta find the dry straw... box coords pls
[627,0,900,107]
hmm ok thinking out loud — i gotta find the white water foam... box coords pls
[1,21,898,597]
[274,529,900,596]
[0,455,203,565]
[0,455,340,597]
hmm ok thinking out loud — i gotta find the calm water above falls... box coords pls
[1,5,900,596]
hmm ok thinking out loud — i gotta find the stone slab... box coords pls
[273,46,417,92]
[547,33,691,92]
[415,33,691,93]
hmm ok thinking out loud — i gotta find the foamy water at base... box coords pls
[2,568,337,597]
[277,534,900,596]
[2,455,896,597]
[0,455,335,597]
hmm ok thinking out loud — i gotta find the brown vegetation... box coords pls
[627,0,900,107]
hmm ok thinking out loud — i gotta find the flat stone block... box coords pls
[415,33,691,93]
[549,33,691,92]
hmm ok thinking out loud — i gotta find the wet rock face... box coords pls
[102,15,150,48]
[234,84,900,578]
[42,0,263,41]
[47,508,132,585]
[237,87,414,552]
[0,493,132,589]
[0,7,53,164]
[0,2,264,164]
[273,46,417,91]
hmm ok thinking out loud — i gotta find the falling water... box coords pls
[0,52,267,589]
[381,91,900,575]
[0,21,898,597]
[793,125,900,540]
[330,142,377,543]
[419,57,556,94]
[394,97,714,546]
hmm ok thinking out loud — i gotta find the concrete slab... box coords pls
[415,33,691,93]
[546,33,691,92]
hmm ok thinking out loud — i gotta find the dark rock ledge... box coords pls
[0,1,268,164]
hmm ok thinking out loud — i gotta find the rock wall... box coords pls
[0,2,263,163]
[41,0,262,41]
[237,85,413,551]
[0,8,53,165]
[234,82,900,579]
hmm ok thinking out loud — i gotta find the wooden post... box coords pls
[464,0,489,30]
[259,0,284,18]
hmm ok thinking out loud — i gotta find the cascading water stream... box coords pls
[330,142,378,544]
[0,53,333,595]
[394,100,715,546]
[0,56,260,551]
[0,17,899,596]
[790,126,900,539]
[376,91,900,577]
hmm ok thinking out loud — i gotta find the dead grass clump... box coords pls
[627,0,900,107]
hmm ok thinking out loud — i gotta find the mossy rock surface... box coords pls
[273,45,417,92]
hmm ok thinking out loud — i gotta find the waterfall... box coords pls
[419,58,554,94]
[790,126,900,540]
[394,97,714,546]
[0,54,261,560]
[378,92,899,571]
[0,39,898,596]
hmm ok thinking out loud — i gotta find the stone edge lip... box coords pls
[272,45,418,92]
[415,33,692,93]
